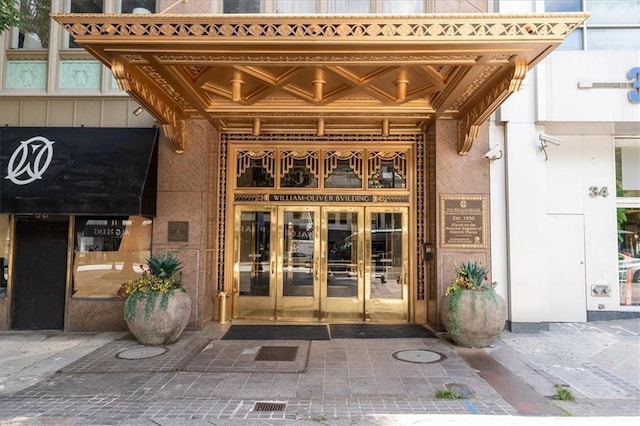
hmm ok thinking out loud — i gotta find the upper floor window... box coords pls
[67,0,104,48]
[223,0,425,14]
[120,0,157,14]
[8,0,50,49]
[546,0,640,50]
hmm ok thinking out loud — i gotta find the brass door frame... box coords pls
[275,206,320,320]
[320,206,365,321]
[232,205,277,319]
[364,207,409,322]
[229,140,414,322]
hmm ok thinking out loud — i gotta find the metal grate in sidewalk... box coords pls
[253,401,286,412]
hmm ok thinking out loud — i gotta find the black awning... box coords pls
[0,127,159,216]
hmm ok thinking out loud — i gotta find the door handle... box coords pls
[315,259,319,280]
[271,260,275,275]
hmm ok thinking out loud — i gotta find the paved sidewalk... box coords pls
[0,319,638,425]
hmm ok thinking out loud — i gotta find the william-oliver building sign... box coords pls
[441,195,487,248]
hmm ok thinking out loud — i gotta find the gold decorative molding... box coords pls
[53,13,588,151]
[457,59,528,155]
[111,59,187,153]
[56,14,587,41]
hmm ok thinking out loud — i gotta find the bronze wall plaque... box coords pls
[441,195,487,248]
[168,221,189,242]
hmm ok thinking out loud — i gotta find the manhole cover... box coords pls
[392,349,445,364]
[116,346,167,360]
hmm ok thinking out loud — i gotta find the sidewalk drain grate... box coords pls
[253,402,286,412]
[392,349,445,364]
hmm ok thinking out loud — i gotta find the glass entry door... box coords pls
[232,206,408,321]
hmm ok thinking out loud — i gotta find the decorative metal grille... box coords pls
[217,136,228,292]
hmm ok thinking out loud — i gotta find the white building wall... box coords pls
[493,44,640,328]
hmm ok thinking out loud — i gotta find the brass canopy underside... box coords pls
[53,13,587,154]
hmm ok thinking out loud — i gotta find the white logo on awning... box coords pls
[5,136,55,185]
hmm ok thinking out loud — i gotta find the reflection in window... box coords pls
[618,208,640,306]
[0,216,11,299]
[239,211,271,296]
[280,151,319,188]
[370,212,402,299]
[72,216,152,298]
[283,211,314,297]
[276,0,315,13]
[9,0,50,49]
[324,151,363,189]
[546,0,640,50]
[381,0,424,13]
[237,151,276,187]
[616,139,640,306]
[328,0,369,14]
[368,152,407,189]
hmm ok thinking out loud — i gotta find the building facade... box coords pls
[490,0,640,331]
[0,0,591,332]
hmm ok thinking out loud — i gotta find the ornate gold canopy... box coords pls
[54,13,587,154]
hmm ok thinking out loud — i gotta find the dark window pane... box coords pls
[69,0,103,48]
[224,0,261,13]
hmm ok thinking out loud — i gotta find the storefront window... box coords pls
[72,216,152,298]
[0,216,11,299]
[616,139,640,306]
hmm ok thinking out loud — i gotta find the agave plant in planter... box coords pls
[118,253,191,346]
[440,261,506,348]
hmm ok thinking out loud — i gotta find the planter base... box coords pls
[125,290,191,346]
[440,289,506,348]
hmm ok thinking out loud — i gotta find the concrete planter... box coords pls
[124,290,191,346]
[440,289,506,348]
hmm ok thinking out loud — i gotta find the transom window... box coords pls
[235,148,408,190]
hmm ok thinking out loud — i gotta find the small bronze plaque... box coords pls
[168,221,189,242]
[441,195,487,248]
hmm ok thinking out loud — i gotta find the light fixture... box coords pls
[132,106,143,116]
[483,145,502,161]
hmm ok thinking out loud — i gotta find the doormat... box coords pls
[255,346,298,361]
[221,325,330,340]
[329,324,437,339]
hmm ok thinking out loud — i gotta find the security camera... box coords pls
[483,145,503,160]
[539,134,562,146]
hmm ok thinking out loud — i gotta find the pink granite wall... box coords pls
[433,120,492,331]
[153,119,219,330]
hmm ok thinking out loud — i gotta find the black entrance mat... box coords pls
[221,325,330,340]
[329,323,437,339]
